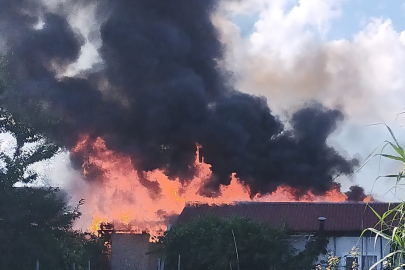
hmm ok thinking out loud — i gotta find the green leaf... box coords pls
[378,154,405,162]
[364,228,391,241]
[386,125,401,149]
[369,250,404,270]
[381,174,405,179]
[387,141,405,159]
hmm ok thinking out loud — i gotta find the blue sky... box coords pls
[217,0,405,201]
[328,0,405,40]
[229,0,405,40]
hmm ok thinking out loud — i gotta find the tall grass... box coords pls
[365,125,405,270]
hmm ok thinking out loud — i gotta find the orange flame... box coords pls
[71,135,368,237]
[90,215,107,233]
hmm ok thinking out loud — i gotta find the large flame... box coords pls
[71,135,368,237]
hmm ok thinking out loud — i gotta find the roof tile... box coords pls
[176,202,397,232]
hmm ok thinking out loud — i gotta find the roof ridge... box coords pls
[184,201,396,207]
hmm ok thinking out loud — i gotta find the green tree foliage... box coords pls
[0,188,109,269]
[161,215,328,270]
[289,233,329,269]
[0,56,59,188]
[0,113,110,269]
[0,108,59,188]
[0,59,109,269]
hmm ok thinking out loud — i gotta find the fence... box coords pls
[34,260,92,270]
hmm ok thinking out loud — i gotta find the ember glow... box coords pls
[71,135,370,237]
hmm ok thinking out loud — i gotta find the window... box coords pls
[346,256,358,270]
[362,255,377,270]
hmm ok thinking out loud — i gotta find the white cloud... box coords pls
[215,0,405,200]
[41,0,103,76]
[217,1,405,119]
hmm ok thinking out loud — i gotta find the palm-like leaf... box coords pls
[365,125,405,269]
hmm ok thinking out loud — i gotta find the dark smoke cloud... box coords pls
[137,171,162,199]
[345,185,369,202]
[0,0,359,198]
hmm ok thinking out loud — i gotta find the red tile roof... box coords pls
[176,202,397,233]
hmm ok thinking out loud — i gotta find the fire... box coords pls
[71,135,370,237]
[90,215,107,233]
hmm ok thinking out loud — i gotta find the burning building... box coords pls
[110,231,163,270]
[107,201,392,270]
[0,0,374,247]
[172,202,392,270]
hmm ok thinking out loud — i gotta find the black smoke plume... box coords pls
[345,185,370,202]
[0,0,359,198]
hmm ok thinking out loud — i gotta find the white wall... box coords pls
[289,235,390,270]
[111,233,162,270]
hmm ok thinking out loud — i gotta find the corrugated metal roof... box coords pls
[176,202,397,232]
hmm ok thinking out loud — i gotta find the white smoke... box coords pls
[213,0,405,201]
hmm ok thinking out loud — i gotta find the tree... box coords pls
[0,107,60,188]
[0,56,60,188]
[0,58,109,270]
[0,187,109,269]
[0,111,110,269]
[161,215,295,270]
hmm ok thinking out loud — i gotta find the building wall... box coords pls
[111,232,162,270]
[289,235,390,270]
[111,232,389,270]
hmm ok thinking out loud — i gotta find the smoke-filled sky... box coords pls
[216,0,405,119]
[213,0,405,200]
[0,0,404,201]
